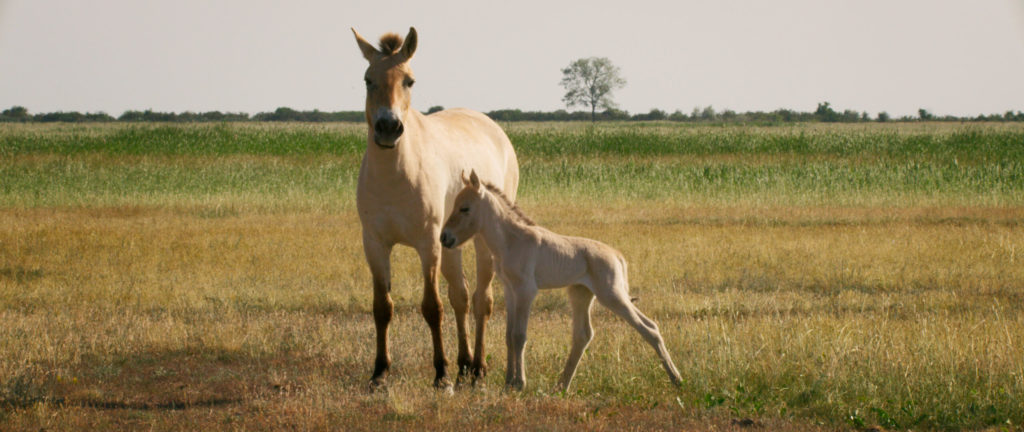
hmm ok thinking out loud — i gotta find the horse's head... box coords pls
[441,170,485,249]
[352,27,418,149]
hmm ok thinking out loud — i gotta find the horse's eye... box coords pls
[404,79,415,88]
[459,207,469,213]
[364,78,373,89]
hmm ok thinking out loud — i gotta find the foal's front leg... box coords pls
[440,248,473,384]
[505,279,537,391]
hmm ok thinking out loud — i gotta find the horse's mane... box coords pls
[378,33,404,55]
[483,182,535,227]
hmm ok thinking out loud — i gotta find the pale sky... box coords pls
[1,0,1022,118]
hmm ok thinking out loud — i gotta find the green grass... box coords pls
[3,122,1023,209]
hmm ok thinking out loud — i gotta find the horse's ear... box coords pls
[469,169,481,190]
[401,27,417,61]
[461,170,472,187]
[351,28,379,62]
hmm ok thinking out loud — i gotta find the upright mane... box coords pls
[483,182,535,226]
[378,33,404,55]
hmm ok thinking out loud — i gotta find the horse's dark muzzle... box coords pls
[373,118,404,147]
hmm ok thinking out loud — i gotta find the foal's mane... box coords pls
[482,182,535,226]
[378,33,404,55]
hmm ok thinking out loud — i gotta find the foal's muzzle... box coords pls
[440,231,456,249]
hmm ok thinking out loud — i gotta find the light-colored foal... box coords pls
[441,170,683,391]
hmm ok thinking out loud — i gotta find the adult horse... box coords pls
[351,27,520,390]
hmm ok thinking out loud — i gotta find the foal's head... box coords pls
[441,170,487,249]
[351,27,418,149]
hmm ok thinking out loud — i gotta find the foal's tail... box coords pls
[614,252,639,303]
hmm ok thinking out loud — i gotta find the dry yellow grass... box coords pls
[1,201,1021,430]
[3,121,1022,429]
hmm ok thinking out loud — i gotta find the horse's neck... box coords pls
[363,111,428,177]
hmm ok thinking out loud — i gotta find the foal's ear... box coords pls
[351,28,379,62]
[401,27,418,61]
[469,169,481,190]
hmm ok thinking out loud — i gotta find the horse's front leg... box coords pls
[363,233,394,389]
[418,242,451,391]
[440,248,473,384]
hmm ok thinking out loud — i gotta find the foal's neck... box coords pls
[477,192,529,257]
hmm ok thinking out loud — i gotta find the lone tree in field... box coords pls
[560,57,626,122]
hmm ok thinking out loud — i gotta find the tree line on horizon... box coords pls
[2,104,1023,124]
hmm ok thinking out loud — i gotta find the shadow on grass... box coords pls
[1,346,354,413]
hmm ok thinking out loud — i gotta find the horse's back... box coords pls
[425,108,518,194]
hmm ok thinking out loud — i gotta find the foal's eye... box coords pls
[404,78,415,88]
[459,207,469,213]
[364,78,373,89]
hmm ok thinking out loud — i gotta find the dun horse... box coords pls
[352,28,520,390]
[441,171,683,391]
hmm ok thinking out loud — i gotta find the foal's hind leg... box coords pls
[441,248,473,383]
[593,281,683,387]
[556,284,595,393]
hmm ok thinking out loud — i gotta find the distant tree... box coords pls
[560,57,626,122]
[668,110,688,121]
[634,108,666,121]
[918,108,933,121]
[699,105,717,121]
[877,111,890,122]
[599,108,631,121]
[841,109,860,122]
[815,102,840,122]
[1,106,30,122]
[426,105,444,114]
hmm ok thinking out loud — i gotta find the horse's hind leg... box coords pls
[470,237,496,381]
[556,284,595,393]
[593,281,683,387]
[441,248,473,383]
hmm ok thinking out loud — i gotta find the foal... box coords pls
[440,170,683,391]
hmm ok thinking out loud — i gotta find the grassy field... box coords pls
[1,121,1022,430]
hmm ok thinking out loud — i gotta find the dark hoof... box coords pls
[434,378,454,396]
[368,378,389,395]
[471,364,487,385]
